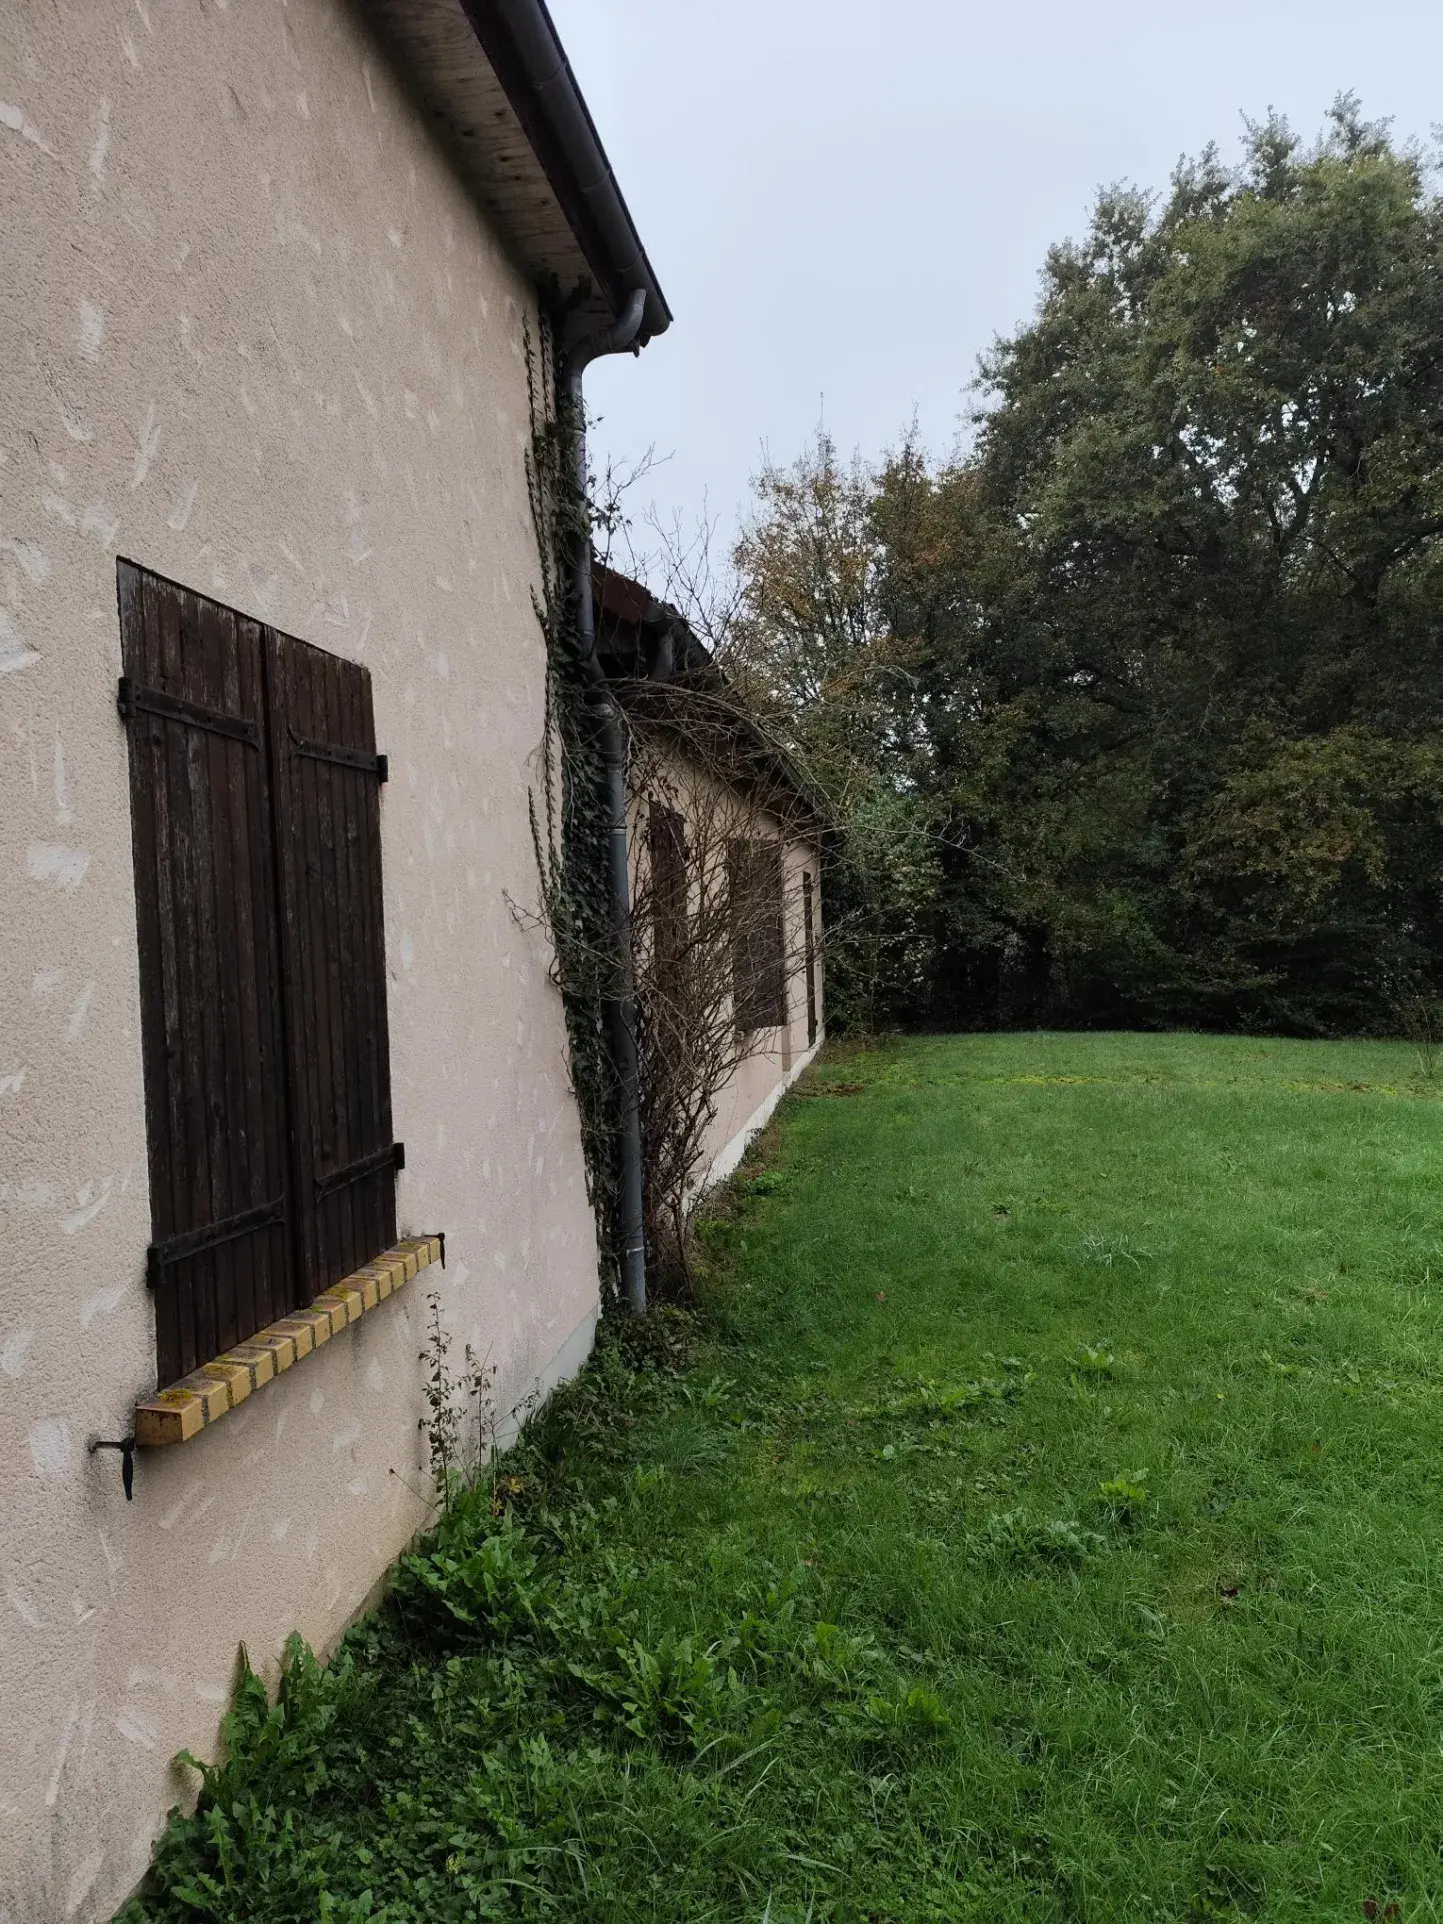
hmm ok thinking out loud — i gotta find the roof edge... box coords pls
[592,564,835,837]
[458,0,671,341]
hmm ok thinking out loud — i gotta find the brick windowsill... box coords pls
[134,1235,443,1446]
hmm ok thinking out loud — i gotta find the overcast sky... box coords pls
[546,0,1442,568]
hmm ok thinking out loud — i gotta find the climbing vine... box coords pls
[523,314,624,1290]
[522,312,825,1302]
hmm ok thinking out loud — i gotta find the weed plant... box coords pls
[119,1033,1443,1921]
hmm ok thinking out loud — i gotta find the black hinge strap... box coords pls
[314,1141,404,1199]
[117,677,261,747]
[289,728,387,782]
[145,1196,287,1285]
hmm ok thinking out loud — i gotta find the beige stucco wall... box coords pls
[697,820,825,1186]
[0,5,602,1919]
[633,746,824,1195]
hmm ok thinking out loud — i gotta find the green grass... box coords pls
[122,1031,1443,1922]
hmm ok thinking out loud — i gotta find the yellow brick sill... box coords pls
[134,1235,443,1447]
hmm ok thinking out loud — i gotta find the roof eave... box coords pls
[461,0,671,342]
[354,0,671,341]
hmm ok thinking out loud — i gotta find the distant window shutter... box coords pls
[760,842,786,1027]
[267,631,396,1293]
[803,870,818,1046]
[648,802,688,990]
[118,562,294,1385]
[728,838,786,1032]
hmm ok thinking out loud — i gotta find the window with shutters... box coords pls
[728,838,786,1033]
[647,802,688,993]
[802,869,818,1047]
[117,559,397,1389]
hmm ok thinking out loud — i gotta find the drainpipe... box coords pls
[562,288,649,1315]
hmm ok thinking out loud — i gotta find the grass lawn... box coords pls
[124,1032,1443,1923]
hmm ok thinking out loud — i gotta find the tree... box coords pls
[712,433,944,1031]
[910,98,1443,1032]
[637,102,1443,1040]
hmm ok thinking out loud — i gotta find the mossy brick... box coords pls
[175,1371,229,1424]
[223,1341,279,1388]
[317,1284,365,1326]
[268,1317,317,1360]
[247,1329,297,1373]
[134,1389,205,1446]
[293,1305,334,1346]
[196,1358,252,1407]
[363,1262,395,1302]
[306,1294,348,1337]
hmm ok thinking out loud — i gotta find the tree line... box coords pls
[674,100,1443,1040]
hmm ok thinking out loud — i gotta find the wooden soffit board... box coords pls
[352,0,616,331]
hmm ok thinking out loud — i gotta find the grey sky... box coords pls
[546,0,1443,562]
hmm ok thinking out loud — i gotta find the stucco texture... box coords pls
[699,819,825,1185]
[632,749,824,1191]
[0,4,599,1918]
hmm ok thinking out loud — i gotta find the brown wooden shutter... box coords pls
[803,869,818,1046]
[648,802,688,990]
[728,838,786,1031]
[266,631,396,1294]
[118,562,294,1386]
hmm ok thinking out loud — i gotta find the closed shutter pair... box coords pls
[728,838,786,1032]
[118,560,397,1388]
[647,803,688,989]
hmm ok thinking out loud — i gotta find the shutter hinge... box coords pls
[438,1230,446,1268]
[144,1197,286,1277]
[393,1141,405,1172]
[115,676,260,746]
[290,728,387,781]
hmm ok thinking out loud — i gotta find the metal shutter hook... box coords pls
[88,1434,137,1500]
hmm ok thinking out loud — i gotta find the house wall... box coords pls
[697,824,824,1189]
[0,6,601,1920]
[635,748,824,1199]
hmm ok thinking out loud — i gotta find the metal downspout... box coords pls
[561,289,649,1314]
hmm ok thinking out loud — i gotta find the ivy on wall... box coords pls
[523,317,624,1292]
[521,315,828,1302]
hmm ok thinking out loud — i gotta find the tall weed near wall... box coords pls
[117,1312,955,1923]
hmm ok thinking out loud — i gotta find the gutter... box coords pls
[460,0,672,343]
[562,290,651,1316]
[450,6,665,1308]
